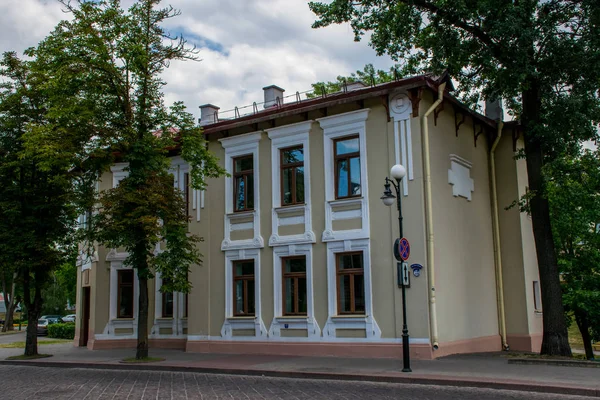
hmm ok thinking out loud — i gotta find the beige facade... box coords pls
[75,75,542,358]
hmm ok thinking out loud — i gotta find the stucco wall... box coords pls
[366,99,431,340]
[424,90,499,344]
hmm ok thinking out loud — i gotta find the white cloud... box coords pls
[0,0,394,118]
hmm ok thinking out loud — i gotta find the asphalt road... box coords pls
[0,365,592,400]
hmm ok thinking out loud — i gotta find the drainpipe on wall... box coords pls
[490,120,510,351]
[421,82,446,350]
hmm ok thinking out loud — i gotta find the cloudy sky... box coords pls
[0,0,394,120]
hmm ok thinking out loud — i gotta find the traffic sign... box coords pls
[398,237,410,261]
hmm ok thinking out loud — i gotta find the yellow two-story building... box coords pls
[74,73,543,359]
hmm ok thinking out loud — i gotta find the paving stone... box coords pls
[0,365,594,400]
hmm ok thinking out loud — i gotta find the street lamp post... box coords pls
[380,164,411,373]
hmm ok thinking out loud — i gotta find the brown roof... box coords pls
[201,72,498,136]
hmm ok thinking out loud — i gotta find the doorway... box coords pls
[81,287,90,347]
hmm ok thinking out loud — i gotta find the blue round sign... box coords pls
[398,237,410,261]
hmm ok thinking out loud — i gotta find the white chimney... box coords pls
[199,104,219,126]
[263,85,285,108]
[485,98,503,121]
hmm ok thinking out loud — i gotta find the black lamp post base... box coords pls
[402,368,412,373]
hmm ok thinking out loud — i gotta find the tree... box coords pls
[30,0,225,359]
[309,0,600,356]
[0,264,20,332]
[307,63,396,98]
[0,52,79,355]
[546,149,600,360]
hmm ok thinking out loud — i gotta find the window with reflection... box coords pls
[333,136,361,199]
[233,155,254,212]
[117,269,134,318]
[336,252,365,314]
[280,146,304,206]
[233,260,255,316]
[282,256,307,316]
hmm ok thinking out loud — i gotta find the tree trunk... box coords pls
[23,272,42,357]
[136,275,149,359]
[575,311,595,360]
[522,82,572,357]
[1,272,18,332]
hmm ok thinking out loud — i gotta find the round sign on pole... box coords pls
[398,237,410,261]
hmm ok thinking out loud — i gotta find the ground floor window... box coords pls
[117,269,134,318]
[282,256,307,315]
[336,252,365,314]
[233,260,255,316]
[161,279,174,318]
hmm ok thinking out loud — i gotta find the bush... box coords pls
[47,323,75,340]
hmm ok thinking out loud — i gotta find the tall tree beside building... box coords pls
[30,0,225,359]
[309,0,600,356]
[0,52,78,354]
[547,149,600,360]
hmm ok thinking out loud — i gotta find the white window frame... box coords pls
[220,248,267,339]
[97,253,140,340]
[268,244,321,340]
[151,272,187,338]
[111,163,128,187]
[322,239,381,339]
[316,109,371,242]
[266,121,316,246]
[219,132,264,250]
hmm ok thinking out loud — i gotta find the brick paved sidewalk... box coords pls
[0,344,598,397]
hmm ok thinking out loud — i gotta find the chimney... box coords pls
[199,104,219,126]
[485,98,503,121]
[263,85,285,108]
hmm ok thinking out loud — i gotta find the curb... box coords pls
[509,358,600,368]
[0,360,598,397]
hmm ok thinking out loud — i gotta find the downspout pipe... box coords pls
[421,82,446,350]
[490,121,510,351]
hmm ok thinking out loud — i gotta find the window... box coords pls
[117,270,134,318]
[233,155,254,212]
[282,256,307,315]
[184,172,190,217]
[233,260,255,316]
[334,136,361,199]
[280,146,305,206]
[336,252,365,314]
[533,281,542,311]
[161,279,174,318]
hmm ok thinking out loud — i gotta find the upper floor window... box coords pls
[336,252,365,314]
[334,136,361,199]
[281,146,305,206]
[233,260,255,316]
[233,155,254,212]
[117,269,134,318]
[184,172,190,217]
[282,256,307,315]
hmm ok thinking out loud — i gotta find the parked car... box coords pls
[37,317,63,336]
[62,314,76,323]
[40,315,63,320]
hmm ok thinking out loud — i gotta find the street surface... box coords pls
[0,365,592,400]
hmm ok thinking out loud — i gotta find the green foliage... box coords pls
[547,149,600,353]
[307,63,398,98]
[47,323,75,340]
[41,282,67,316]
[0,51,80,355]
[25,0,226,358]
